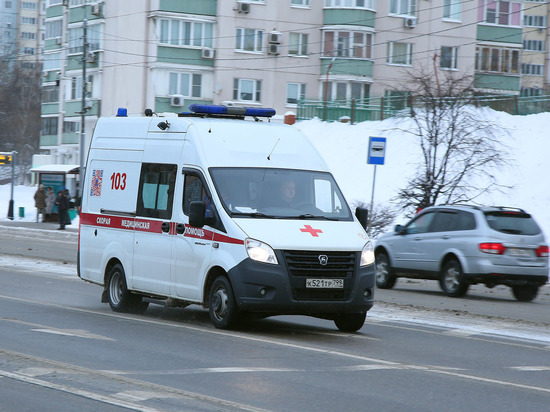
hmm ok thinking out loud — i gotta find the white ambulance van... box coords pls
[78,104,375,332]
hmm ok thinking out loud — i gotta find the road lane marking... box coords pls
[0,317,114,341]
[509,366,550,371]
[0,349,271,412]
[1,294,550,396]
[0,369,162,412]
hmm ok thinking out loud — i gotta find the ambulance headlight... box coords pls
[245,238,278,265]
[360,241,375,267]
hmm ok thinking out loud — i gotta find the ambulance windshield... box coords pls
[210,168,353,221]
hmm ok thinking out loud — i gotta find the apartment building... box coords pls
[38,0,549,168]
[0,0,44,67]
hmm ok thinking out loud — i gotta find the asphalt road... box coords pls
[1,221,549,411]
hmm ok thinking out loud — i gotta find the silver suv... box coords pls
[375,206,549,301]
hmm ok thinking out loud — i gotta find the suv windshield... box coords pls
[484,211,541,235]
[210,167,352,220]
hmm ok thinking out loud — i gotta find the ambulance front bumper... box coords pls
[227,253,375,316]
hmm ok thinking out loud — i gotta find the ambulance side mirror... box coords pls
[189,201,206,228]
[355,207,368,230]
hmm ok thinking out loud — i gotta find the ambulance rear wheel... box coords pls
[107,263,148,313]
[209,276,240,329]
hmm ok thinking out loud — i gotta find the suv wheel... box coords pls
[511,285,539,302]
[439,259,469,297]
[375,252,396,289]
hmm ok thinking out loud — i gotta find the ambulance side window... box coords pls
[136,163,177,219]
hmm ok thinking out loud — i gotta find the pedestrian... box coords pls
[55,189,70,230]
[45,186,55,220]
[33,184,47,223]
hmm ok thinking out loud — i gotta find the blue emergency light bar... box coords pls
[188,104,276,118]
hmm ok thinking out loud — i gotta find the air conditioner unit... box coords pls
[236,2,250,13]
[170,94,184,107]
[403,16,417,28]
[268,43,280,56]
[91,3,101,16]
[269,31,282,44]
[86,52,96,63]
[201,47,214,59]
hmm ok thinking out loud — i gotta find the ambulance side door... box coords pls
[132,163,177,296]
[172,170,216,301]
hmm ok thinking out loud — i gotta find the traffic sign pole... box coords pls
[366,137,387,234]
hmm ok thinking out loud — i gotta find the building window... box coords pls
[44,51,61,71]
[43,85,60,103]
[482,0,521,26]
[69,0,85,6]
[23,47,36,55]
[520,87,542,97]
[287,83,306,105]
[523,40,545,51]
[324,0,375,8]
[69,24,102,53]
[63,121,80,133]
[289,33,308,56]
[523,15,546,27]
[233,79,262,102]
[521,64,544,75]
[389,0,416,16]
[475,46,520,74]
[235,28,263,52]
[387,42,413,65]
[5,0,12,7]
[45,20,62,39]
[440,46,458,69]
[70,75,94,100]
[323,30,372,58]
[21,32,36,40]
[291,0,310,6]
[169,72,202,98]
[159,19,214,48]
[21,17,37,25]
[42,117,58,135]
[443,0,461,20]
[21,2,38,9]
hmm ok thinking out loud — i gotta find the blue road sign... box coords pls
[367,137,386,165]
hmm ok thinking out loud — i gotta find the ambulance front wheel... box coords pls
[209,276,240,329]
[107,263,149,314]
[333,312,367,333]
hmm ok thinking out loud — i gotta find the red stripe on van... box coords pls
[81,213,244,245]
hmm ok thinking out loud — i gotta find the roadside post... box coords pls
[0,151,16,220]
[367,137,386,233]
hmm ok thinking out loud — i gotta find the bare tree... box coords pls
[0,42,42,183]
[388,68,510,215]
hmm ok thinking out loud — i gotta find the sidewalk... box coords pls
[0,219,78,232]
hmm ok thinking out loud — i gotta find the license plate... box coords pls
[305,278,344,288]
[508,248,533,257]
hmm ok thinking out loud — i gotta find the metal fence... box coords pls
[296,94,550,124]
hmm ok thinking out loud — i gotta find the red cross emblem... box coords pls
[300,225,323,237]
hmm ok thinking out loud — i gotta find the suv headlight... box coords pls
[245,238,278,264]
[360,241,375,267]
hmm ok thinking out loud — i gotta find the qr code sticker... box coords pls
[91,169,103,196]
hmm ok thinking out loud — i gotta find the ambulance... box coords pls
[78,104,375,332]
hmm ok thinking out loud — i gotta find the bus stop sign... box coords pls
[367,137,386,165]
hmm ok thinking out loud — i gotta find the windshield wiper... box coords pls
[230,212,277,219]
[295,214,338,221]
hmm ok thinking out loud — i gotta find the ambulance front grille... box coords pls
[283,250,356,301]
